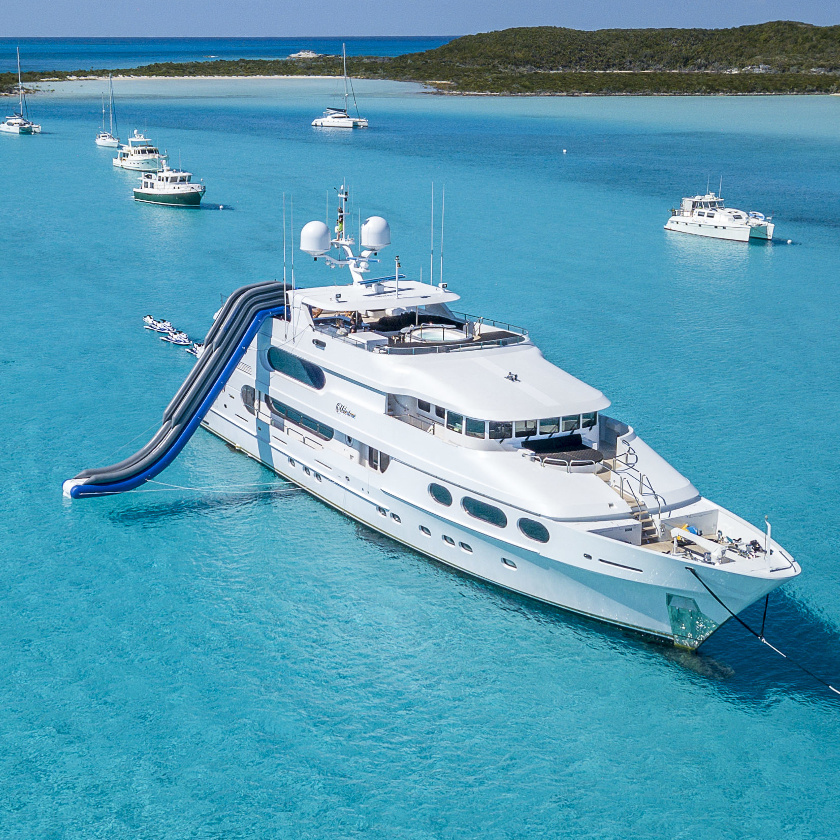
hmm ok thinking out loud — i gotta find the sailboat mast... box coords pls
[108,75,114,135]
[17,47,24,114]
[342,43,348,112]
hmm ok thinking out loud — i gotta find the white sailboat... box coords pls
[95,74,120,147]
[0,47,41,135]
[312,43,368,128]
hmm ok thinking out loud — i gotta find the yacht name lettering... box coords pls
[336,403,356,419]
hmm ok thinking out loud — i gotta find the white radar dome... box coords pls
[300,220,331,256]
[361,216,390,251]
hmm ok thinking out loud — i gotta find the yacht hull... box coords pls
[114,157,168,171]
[0,122,33,135]
[664,217,751,242]
[201,400,791,650]
[95,136,120,148]
[133,189,205,207]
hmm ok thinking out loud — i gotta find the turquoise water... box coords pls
[2,79,840,837]
[1,37,454,73]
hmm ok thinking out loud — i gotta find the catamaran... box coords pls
[665,191,774,242]
[312,44,368,128]
[0,48,41,135]
[95,75,120,147]
[64,186,799,650]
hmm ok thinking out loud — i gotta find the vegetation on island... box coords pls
[3,21,840,96]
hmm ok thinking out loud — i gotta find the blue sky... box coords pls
[5,1,837,37]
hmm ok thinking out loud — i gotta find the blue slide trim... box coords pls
[70,305,288,498]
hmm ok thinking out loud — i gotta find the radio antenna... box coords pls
[429,182,435,286]
[439,184,445,287]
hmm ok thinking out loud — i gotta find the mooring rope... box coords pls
[687,566,839,697]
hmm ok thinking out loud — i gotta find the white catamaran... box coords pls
[95,75,120,147]
[312,44,368,128]
[0,48,41,135]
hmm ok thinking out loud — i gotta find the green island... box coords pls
[4,21,840,96]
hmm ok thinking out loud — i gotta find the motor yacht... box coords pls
[0,48,41,135]
[114,130,168,171]
[133,164,205,207]
[665,192,774,242]
[312,44,368,128]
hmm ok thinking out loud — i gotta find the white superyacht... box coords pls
[64,187,799,650]
[665,191,774,242]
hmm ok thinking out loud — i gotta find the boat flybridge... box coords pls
[113,130,168,171]
[312,44,368,128]
[0,48,41,135]
[665,192,774,242]
[63,185,799,650]
[95,75,120,147]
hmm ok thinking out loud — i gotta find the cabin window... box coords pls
[267,346,326,390]
[417,399,431,413]
[465,417,486,439]
[562,415,581,432]
[459,542,473,553]
[515,420,536,438]
[462,497,507,528]
[240,385,256,415]
[368,447,379,471]
[379,452,391,473]
[582,411,598,429]
[419,526,431,536]
[442,535,456,546]
[429,483,452,506]
[266,396,334,441]
[697,211,706,217]
[435,405,445,419]
[446,411,463,433]
[539,418,560,435]
[390,512,401,523]
[518,518,550,544]
[488,421,512,440]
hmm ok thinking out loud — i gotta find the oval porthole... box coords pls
[429,483,453,506]
[518,518,550,544]
[462,496,507,528]
[390,512,401,523]
[442,535,456,546]
[376,506,387,517]
[419,526,431,536]
[459,542,473,553]
[502,557,517,570]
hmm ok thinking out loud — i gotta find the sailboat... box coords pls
[311,43,368,128]
[95,74,120,147]
[0,47,41,135]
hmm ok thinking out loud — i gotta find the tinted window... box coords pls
[465,417,485,439]
[241,385,256,415]
[581,411,598,429]
[539,418,559,435]
[462,497,507,528]
[267,396,334,440]
[379,452,391,473]
[369,447,379,471]
[267,346,325,389]
[446,411,463,433]
[518,518,550,543]
[429,483,452,506]
[435,405,445,419]
[489,421,512,440]
[515,420,536,438]
[418,399,431,413]
[562,415,581,432]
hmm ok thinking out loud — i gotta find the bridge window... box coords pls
[518,518,550,543]
[418,399,431,413]
[429,483,452,506]
[539,418,559,435]
[462,497,507,528]
[465,417,486,439]
[582,411,598,429]
[488,421,512,440]
[267,346,325,390]
[562,415,581,432]
[266,396,334,441]
[515,420,536,438]
[446,411,463,433]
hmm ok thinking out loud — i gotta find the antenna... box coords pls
[429,182,435,286]
[326,190,329,228]
[283,193,288,338]
[439,184,445,287]
[395,255,400,298]
[706,174,710,194]
[719,176,723,198]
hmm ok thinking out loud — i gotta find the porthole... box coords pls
[583,553,592,560]
[442,535,456,546]
[428,483,453,507]
[462,496,507,528]
[312,339,326,349]
[303,466,310,476]
[390,512,401,523]
[288,457,295,467]
[419,526,431,536]
[518,518,550,544]
[502,557,517,570]
[376,506,387,517]
[314,473,322,482]
[459,542,473,553]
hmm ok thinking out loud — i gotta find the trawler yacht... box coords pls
[665,192,774,242]
[0,48,41,135]
[113,130,168,171]
[133,163,205,207]
[64,187,800,649]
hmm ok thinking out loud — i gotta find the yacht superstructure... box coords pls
[665,192,774,242]
[0,48,41,135]
[113,130,168,171]
[64,187,799,650]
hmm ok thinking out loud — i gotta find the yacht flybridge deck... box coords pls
[0,48,41,135]
[665,192,774,242]
[64,185,799,650]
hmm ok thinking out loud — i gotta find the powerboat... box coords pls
[95,75,120,147]
[114,130,168,171]
[0,48,41,135]
[143,316,173,333]
[161,331,191,345]
[312,44,368,128]
[66,186,800,650]
[133,164,205,207]
[665,192,774,242]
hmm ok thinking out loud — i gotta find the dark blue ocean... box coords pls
[1,74,839,837]
[0,37,453,74]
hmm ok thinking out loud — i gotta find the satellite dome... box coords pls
[361,216,390,251]
[300,220,331,256]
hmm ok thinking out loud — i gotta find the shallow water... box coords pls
[1,79,839,838]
